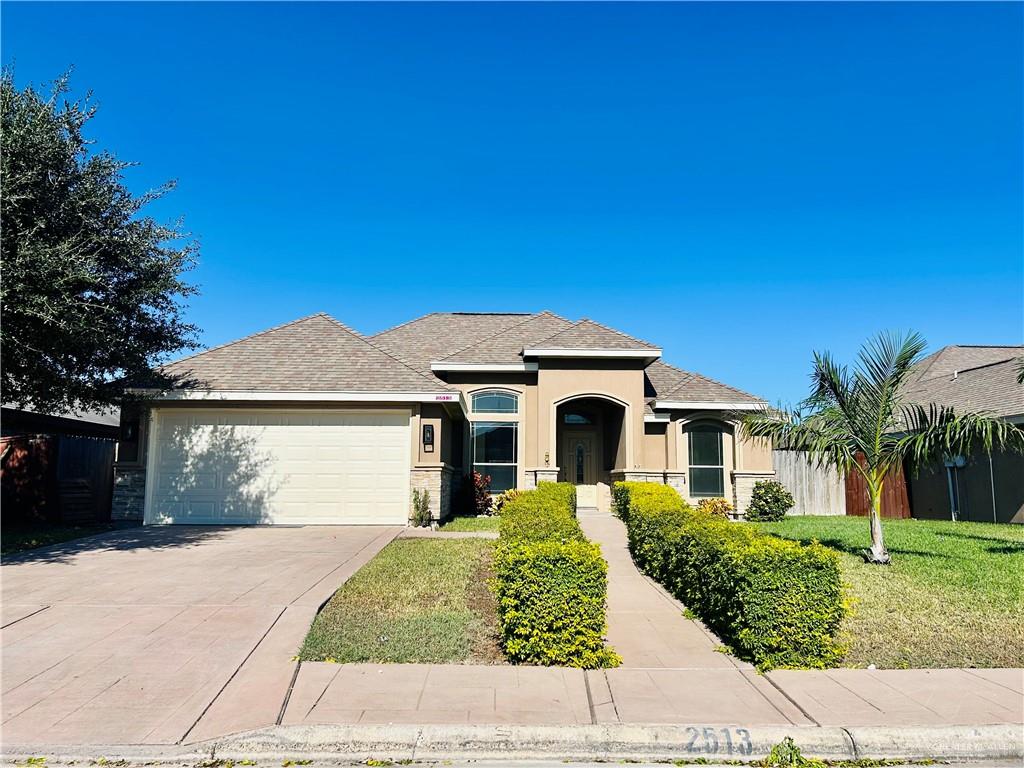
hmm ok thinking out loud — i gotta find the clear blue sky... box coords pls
[4,2,1022,404]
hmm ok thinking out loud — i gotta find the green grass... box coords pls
[299,538,503,664]
[438,515,500,532]
[1,522,118,556]
[755,516,1024,669]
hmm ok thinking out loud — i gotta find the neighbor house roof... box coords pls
[900,345,1024,420]
[157,313,453,393]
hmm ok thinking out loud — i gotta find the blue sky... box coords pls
[4,2,1021,404]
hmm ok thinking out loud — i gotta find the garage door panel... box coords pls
[148,409,411,525]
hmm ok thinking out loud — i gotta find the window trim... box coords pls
[471,420,518,492]
[687,423,725,498]
[471,389,519,415]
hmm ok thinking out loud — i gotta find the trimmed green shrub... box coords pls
[493,481,619,668]
[745,480,795,522]
[613,481,845,669]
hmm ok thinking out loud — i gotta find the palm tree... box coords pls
[743,331,1023,564]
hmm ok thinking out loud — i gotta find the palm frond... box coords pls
[893,403,1024,469]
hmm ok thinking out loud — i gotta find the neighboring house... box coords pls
[112,311,773,525]
[1,405,120,524]
[899,345,1024,524]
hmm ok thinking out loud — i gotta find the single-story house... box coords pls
[112,311,774,525]
[900,345,1024,524]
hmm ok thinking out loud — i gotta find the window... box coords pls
[575,442,586,484]
[472,422,518,492]
[564,412,592,424]
[472,390,518,414]
[688,424,724,497]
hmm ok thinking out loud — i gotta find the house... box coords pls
[2,405,120,525]
[900,345,1024,524]
[111,311,774,525]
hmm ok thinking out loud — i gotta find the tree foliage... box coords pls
[1,70,198,412]
[743,331,1023,563]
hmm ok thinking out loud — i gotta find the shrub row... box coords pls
[493,482,620,668]
[612,482,845,669]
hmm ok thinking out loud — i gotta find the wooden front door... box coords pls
[564,433,598,486]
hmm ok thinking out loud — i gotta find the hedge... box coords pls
[493,482,620,668]
[612,482,846,669]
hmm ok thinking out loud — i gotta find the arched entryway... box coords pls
[554,395,628,507]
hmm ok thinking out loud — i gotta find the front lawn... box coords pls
[756,516,1024,669]
[299,538,503,664]
[1,522,118,556]
[439,515,500,532]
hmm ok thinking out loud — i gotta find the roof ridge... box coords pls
[662,366,763,402]
[439,310,574,362]
[909,355,1023,386]
[577,317,659,349]
[530,317,658,350]
[438,312,546,361]
[369,311,441,339]
[319,314,454,391]
[159,313,333,368]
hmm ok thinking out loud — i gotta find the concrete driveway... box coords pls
[1,524,399,746]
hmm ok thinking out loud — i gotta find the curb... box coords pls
[4,722,1022,764]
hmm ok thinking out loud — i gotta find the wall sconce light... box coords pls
[544,451,550,466]
[423,424,434,453]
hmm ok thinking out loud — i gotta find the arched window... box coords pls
[688,424,724,497]
[472,390,518,414]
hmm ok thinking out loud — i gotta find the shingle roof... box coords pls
[528,319,660,351]
[440,311,574,364]
[900,346,1024,419]
[642,359,763,405]
[906,345,1024,386]
[370,312,531,372]
[159,313,452,393]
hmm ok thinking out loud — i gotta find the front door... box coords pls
[564,433,599,507]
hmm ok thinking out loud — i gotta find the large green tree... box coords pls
[743,332,1023,564]
[1,70,198,412]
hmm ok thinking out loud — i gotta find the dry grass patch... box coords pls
[299,538,503,664]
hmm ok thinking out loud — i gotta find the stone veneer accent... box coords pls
[732,471,776,518]
[410,463,457,523]
[525,468,560,490]
[112,466,147,521]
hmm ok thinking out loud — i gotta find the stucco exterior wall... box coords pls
[536,360,647,474]
[643,423,668,471]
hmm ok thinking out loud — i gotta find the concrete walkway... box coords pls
[577,509,741,669]
[2,522,1021,753]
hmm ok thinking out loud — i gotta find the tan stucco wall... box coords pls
[535,360,646,473]
[643,423,668,470]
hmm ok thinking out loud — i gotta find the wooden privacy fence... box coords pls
[845,454,911,519]
[772,450,846,516]
[772,449,910,519]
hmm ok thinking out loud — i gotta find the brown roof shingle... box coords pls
[440,311,574,364]
[901,346,1024,419]
[160,313,452,393]
[370,312,531,372]
[528,318,660,351]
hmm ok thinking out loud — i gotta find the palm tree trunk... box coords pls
[866,476,891,565]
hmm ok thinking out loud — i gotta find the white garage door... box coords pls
[146,409,411,525]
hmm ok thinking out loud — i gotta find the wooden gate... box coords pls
[845,456,911,519]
